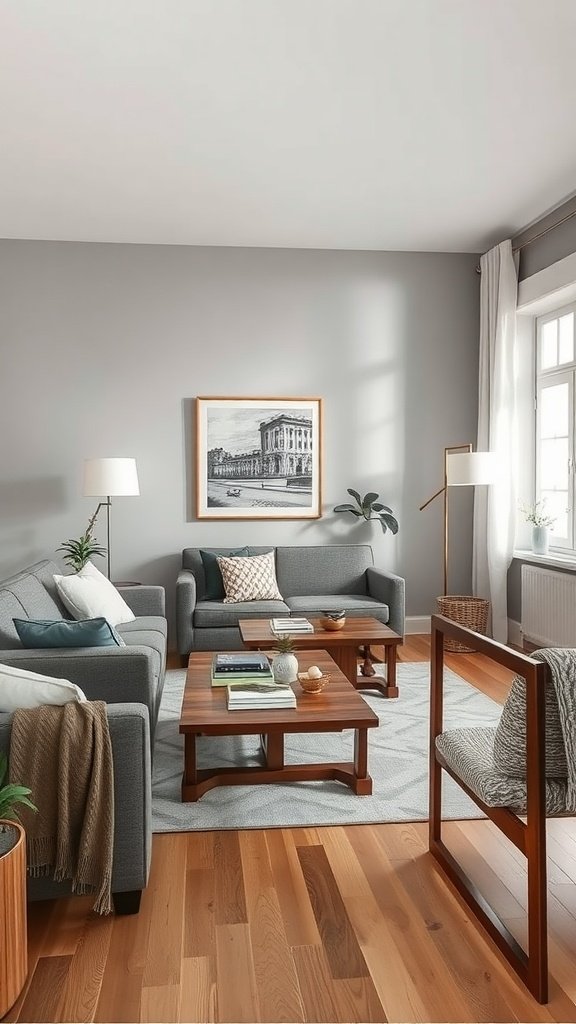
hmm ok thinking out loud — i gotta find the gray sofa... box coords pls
[0,703,151,913]
[176,544,405,656]
[0,559,167,739]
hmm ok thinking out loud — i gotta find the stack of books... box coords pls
[211,652,274,687]
[227,682,297,710]
[270,617,314,635]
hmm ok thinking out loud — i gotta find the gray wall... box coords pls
[0,241,479,643]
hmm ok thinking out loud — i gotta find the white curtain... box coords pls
[473,240,518,643]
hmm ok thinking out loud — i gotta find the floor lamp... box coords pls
[419,443,497,597]
[82,458,140,580]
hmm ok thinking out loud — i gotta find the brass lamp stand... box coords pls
[419,442,473,597]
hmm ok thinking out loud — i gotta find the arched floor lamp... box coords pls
[420,443,497,596]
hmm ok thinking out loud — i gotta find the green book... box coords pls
[212,671,275,687]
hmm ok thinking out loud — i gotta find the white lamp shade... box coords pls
[446,451,497,487]
[83,458,140,497]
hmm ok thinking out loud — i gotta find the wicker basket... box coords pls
[436,595,490,653]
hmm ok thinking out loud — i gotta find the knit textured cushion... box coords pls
[218,552,283,604]
[493,656,568,779]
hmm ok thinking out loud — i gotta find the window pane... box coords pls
[559,312,574,363]
[539,381,569,438]
[540,438,569,490]
[541,319,558,368]
[541,490,569,538]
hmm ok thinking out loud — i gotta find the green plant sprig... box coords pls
[57,507,107,571]
[0,752,37,823]
[274,634,296,654]
[334,488,399,534]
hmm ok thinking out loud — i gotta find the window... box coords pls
[535,304,576,550]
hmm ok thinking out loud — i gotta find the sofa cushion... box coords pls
[0,662,87,712]
[13,617,126,649]
[194,599,290,629]
[285,594,389,623]
[219,552,283,603]
[117,616,168,641]
[3,573,65,622]
[119,630,163,677]
[54,561,136,627]
[200,547,250,600]
[275,545,374,598]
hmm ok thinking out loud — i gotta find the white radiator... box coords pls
[521,564,576,647]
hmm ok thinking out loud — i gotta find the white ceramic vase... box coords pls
[272,652,298,684]
[531,525,549,555]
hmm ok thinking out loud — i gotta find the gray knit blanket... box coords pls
[533,647,576,812]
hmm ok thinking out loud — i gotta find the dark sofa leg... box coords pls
[180,654,189,668]
[114,889,142,915]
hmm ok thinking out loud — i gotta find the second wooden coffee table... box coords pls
[239,615,402,698]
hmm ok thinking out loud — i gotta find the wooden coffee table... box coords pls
[179,650,379,802]
[239,616,402,698]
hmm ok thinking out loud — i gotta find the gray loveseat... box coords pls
[176,544,405,656]
[0,558,167,739]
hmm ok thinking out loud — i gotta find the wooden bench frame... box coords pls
[429,614,550,1003]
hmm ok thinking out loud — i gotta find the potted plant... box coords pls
[334,489,399,534]
[271,635,299,684]
[0,751,36,1018]
[520,500,556,555]
[57,507,107,571]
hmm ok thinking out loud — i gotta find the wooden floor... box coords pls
[4,637,576,1023]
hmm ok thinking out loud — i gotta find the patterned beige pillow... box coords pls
[217,551,283,603]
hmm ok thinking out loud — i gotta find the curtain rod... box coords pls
[476,205,576,274]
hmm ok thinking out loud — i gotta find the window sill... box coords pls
[513,548,576,571]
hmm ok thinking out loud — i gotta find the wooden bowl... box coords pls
[319,616,346,631]
[298,671,331,694]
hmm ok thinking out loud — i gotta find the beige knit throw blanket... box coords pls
[9,700,114,914]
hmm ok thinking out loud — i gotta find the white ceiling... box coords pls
[1,0,576,252]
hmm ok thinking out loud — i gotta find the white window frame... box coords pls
[535,301,576,553]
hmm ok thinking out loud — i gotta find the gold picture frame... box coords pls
[195,396,323,520]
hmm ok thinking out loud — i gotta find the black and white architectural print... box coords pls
[196,397,322,519]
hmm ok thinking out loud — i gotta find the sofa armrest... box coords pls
[366,566,405,639]
[105,703,152,892]
[117,585,165,617]
[0,647,158,722]
[176,569,197,656]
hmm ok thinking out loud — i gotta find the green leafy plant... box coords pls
[520,500,556,528]
[57,508,106,571]
[0,752,37,824]
[334,488,399,534]
[274,634,296,654]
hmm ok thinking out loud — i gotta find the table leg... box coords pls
[262,732,284,770]
[182,733,199,801]
[384,644,399,698]
[353,728,372,795]
[359,644,376,677]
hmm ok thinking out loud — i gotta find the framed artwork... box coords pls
[196,396,322,520]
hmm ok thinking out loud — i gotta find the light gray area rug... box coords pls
[152,663,500,832]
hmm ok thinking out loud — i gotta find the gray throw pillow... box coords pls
[493,652,567,779]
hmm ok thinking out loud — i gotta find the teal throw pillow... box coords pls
[200,547,250,600]
[13,617,126,649]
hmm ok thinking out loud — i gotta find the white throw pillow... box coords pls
[217,551,283,603]
[0,662,87,713]
[53,560,136,627]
